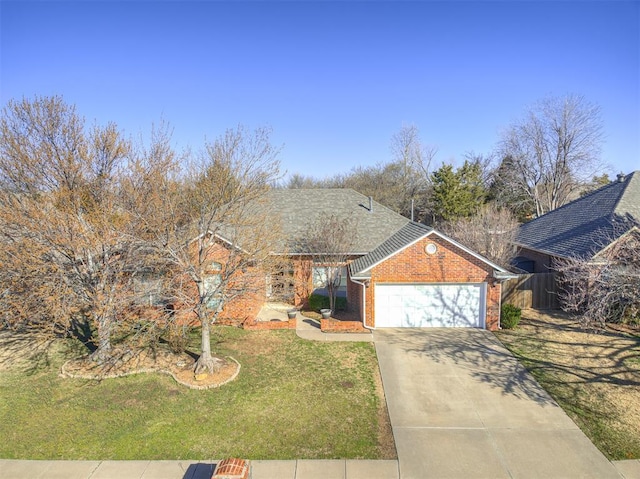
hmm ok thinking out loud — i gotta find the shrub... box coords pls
[166,324,190,354]
[308,294,347,311]
[501,303,522,329]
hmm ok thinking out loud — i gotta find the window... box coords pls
[203,274,222,310]
[312,266,347,291]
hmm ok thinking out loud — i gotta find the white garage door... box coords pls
[375,283,485,328]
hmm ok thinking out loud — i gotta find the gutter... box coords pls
[349,277,374,330]
[493,271,519,281]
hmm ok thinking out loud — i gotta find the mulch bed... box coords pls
[60,348,240,390]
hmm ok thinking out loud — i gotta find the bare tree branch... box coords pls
[440,203,518,268]
[498,94,606,217]
[301,213,358,313]
[557,227,640,330]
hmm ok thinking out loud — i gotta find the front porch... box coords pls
[250,302,370,335]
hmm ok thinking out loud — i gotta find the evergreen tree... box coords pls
[430,160,486,223]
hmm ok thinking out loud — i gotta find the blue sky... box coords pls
[1,1,639,180]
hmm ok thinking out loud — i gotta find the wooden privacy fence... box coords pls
[501,273,560,310]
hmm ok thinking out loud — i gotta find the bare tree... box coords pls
[302,213,358,313]
[557,227,640,330]
[151,126,285,375]
[284,125,436,222]
[345,124,435,221]
[498,94,605,217]
[0,96,147,363]
[440,203,518,268]
[286,173,326,189]
[0,99,287,375]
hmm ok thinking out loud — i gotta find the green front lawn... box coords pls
[0,327,395,460]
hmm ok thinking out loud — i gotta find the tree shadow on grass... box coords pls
[0,329,59,375]
[508,313,640,388]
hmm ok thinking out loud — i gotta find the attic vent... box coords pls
[617,173,626,183]
[425,243,437,255]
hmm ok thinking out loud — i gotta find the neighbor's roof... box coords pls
[267,188,410,254]
[349,221,509,278]
[515,171,640,259]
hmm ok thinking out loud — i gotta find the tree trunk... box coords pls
[328,282,336,313]
[92,314,112,364]
[194,304,223,376]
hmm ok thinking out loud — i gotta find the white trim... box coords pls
[355,232,428,274]
[350,277,373,330]
[188,230,251,255]
[428,230,509,273]
[356,228,510,276]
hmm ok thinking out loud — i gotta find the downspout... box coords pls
[496,279,502,330]
[350,278,374,330]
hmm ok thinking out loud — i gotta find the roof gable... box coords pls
[516,171,640,259]
[350,221,508,278]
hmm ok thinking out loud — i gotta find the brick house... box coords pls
[267,188,408,308]
[132,235,269,327]
[145,172,640,330]
[202,188,513,331]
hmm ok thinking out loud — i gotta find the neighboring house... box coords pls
[514,171,640,272]
[209,188,512,331]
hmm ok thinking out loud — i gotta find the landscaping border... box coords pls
[60,356,241,390]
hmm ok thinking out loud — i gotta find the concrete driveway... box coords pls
[374,328,621,479]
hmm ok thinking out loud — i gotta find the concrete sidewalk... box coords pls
[0,459,400,478]
[295,315,373,342]
[256,302,373,342]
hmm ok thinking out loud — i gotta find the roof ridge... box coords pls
[274,187,411,220]
[515,170,639,260]
[521,173,631,226]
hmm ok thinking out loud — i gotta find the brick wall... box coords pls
[320,318,368,333]
[364,234,502,330]
[243,318,296,330]
[291,257,313,307]
[346,275,362,315]
[133,240,268,327]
